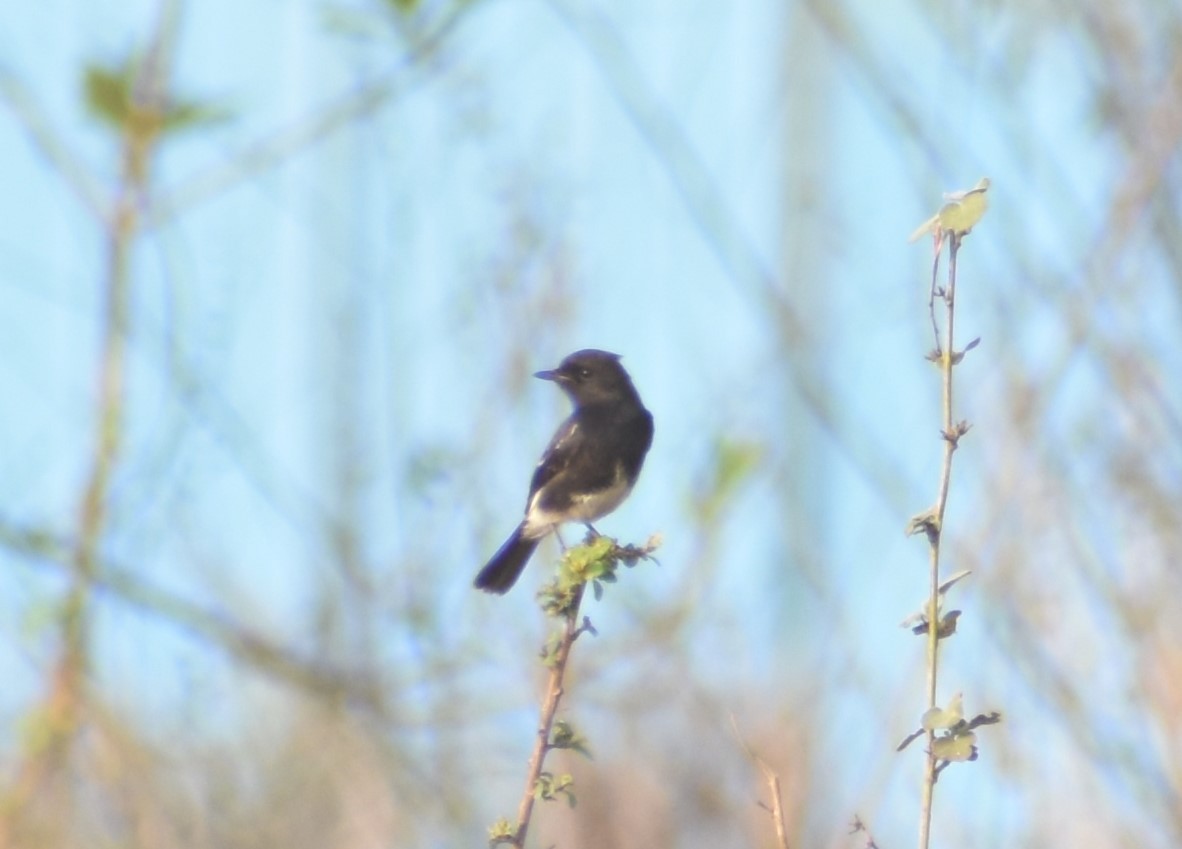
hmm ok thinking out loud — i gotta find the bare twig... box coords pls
[0,72,106,221]
[729,715,790,849]
[146,1,474,229]
[0,10,177,840]
[917,231,963,849]
[850,814,882,849]
[926,233,943,356]
[760,768,791,849]
[0,521,391,713]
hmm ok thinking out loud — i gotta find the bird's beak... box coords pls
[534,368,561,382]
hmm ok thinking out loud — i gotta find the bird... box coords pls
[474,349,654,594]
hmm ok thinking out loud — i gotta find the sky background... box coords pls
[2,1,1181,848]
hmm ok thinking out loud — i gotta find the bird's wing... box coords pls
[526,416,580,503]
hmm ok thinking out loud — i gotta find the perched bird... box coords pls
[474,349,654,594]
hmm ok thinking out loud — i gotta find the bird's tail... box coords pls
[474,524,540,594]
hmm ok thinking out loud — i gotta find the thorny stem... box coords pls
[511,583,586,847]
[918,232,962,849]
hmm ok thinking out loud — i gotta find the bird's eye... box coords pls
[577,367,592,379]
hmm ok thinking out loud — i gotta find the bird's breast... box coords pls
[565,463,632,522]
[521,462,632,536]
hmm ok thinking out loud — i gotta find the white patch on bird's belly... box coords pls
[567,469,630,521]
[521,463,631,538]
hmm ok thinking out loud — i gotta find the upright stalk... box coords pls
[917,233,962,849]
[510,584,586,847]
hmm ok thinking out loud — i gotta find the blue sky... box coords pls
[3,1,1178,846]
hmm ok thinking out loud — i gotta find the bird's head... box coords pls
[535,349,638,407]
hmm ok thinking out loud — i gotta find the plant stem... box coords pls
[918,233,961,849]
[927,235,944,354]
[511,583,586,847]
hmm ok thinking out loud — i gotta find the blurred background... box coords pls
[2,0,1181,847]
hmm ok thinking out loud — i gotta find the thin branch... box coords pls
[851,814,882,849]
[0,71,107,222]
[917,231,962,849]
[146,1,474,229]
[510,584,586,847]
[729,714,791,849]
[490,537,658,846]
[0,6,177,840]
[0,521,390,714]
[926,234,943,356]
[761,768,791,849]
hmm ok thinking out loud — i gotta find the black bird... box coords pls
[474,349,654,594]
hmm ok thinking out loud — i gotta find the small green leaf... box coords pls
[539,534,660,611]
[83,55,230,137]
[538,581,580,618]
[85,63,134,128]
[560,536,616,586]
[533,771,577,805]
[905,508,940,540]
[921,707,945,731]
[933,731,978,762]
[486,818,515,845]
[921,693,964,731]
[553,773,576,807]
[551,720,593,758]
[908,178,991,242]
[937,178,990,236]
